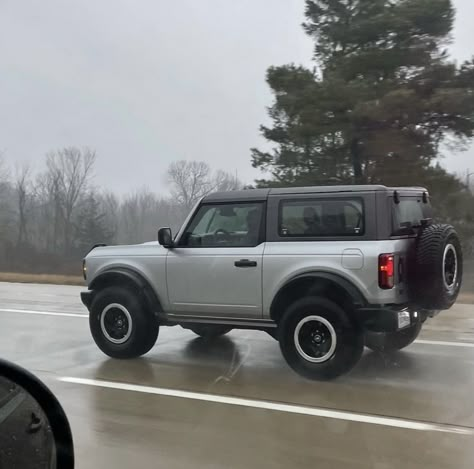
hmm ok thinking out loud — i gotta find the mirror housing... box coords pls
[0,358,75,468]
[158,227,173,248]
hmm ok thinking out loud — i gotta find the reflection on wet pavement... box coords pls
[1,282,474,468]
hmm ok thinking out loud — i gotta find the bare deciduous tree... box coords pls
[168,160,242,210]
[0,155,14,256]
[15,164,32,247]
[99,191,119,243]
[167,161,212,210]
[214,169,241,192]
[0,154,9,184]
[45,147,96,254]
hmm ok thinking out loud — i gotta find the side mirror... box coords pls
[158,227,173,248]
[0,359,75,468]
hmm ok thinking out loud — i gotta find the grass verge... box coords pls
[0,272,84,286]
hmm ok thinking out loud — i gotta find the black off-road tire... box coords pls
[414,224,463,310]
[89,286,159,359]
[278,297,364,380]
[365,322,422,353]
[187,325,232,339]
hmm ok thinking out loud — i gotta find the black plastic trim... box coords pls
[88,268,162,313]
[80,291,93,309]
[266,192,377,242]
[0,359,74,469]
[277,196,366,238]
[357,305,419,332]
[177,200,267,248]
[160,313,277,329]
[86,243,107,255]
[270,271,368,320]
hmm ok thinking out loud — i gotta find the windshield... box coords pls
[0,1,473,469]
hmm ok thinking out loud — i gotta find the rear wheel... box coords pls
[279,297,363,380]
[187,325,232,339]
[90,286,159,359]
[365,322,422,353]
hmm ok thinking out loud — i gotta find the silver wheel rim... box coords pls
[442,244,458,292]
[294,315,337,363]
[100,303,133,344]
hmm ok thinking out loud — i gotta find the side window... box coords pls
[279,198,364,237]
[180,202,264,247]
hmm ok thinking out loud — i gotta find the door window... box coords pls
[179,202,264,247]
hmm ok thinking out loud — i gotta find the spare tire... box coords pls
[414,223,462,309]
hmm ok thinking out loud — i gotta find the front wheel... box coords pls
[279,297,363,380]
[365,322,422,353]
[90,286,159,359]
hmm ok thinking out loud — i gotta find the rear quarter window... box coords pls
[391,196,432,234]
[279,198,364,237]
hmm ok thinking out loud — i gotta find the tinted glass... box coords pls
[180,203,263,247]
[279,199,364,237]
[392,197,431,234]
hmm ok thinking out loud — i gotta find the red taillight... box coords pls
[379,254,394,289]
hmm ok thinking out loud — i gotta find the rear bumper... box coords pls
[357,305,422,332]
[80,291,93,310]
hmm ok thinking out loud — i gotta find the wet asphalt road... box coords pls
[1,282,474,469]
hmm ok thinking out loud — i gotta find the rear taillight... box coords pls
[379,254,394,289]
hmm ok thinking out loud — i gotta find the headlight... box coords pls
[82,259,87,280]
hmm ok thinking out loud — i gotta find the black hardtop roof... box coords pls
[203,185,428,202]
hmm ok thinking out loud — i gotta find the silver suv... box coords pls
[80,185,463,380]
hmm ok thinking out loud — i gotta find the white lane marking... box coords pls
[59,377,472,435]
[416,339,474,348]
[0,308,86,318]
[3,308,474,350]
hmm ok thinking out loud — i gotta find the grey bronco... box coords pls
[81,185,463,380]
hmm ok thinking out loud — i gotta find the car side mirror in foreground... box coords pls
[0,359,74,469]
[158,227,173,248]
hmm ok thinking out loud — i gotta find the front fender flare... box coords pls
[88,268,163,314]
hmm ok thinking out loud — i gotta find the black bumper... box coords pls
[357,305,421,332]
[80,291,94,310]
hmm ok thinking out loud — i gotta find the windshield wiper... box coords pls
[392,218,432,236]
[392,221,416,236]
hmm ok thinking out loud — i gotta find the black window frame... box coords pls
[277,197,366,239]
[266,193,376,242]
[176,200,267,248]
[389,195,433,236]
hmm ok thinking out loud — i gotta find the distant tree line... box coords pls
[0,149,241,275]
[1,0,473,276]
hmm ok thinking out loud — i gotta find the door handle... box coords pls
[234,259,257,268]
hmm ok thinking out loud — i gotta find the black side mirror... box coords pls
[158,227,173,248]
[0,359,75,468]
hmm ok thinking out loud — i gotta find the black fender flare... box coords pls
[270,271,368,320]
[88,268,163,314]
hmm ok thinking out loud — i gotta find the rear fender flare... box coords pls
[270,272,367,321]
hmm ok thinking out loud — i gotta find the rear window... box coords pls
[279,198,364,237]
[391,196,431,234]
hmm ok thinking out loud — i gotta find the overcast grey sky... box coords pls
[1,0,473,192]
